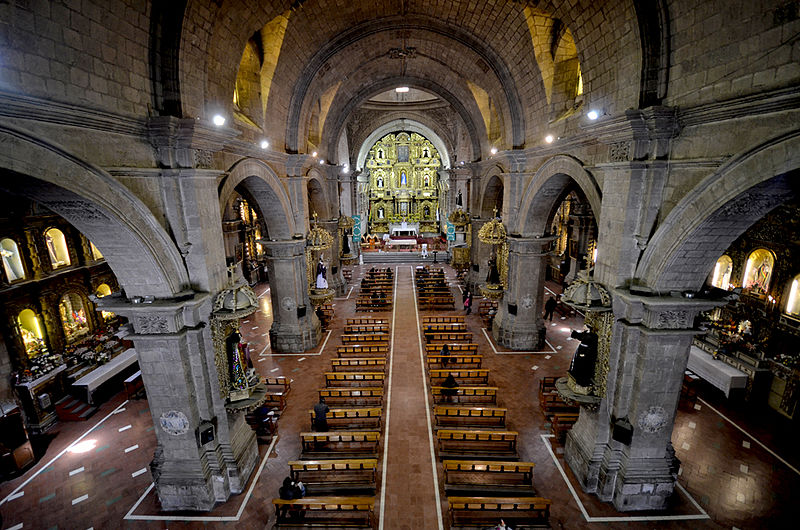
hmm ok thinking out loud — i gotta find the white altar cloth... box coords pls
[72,348,138,404]
[687,346,747,398]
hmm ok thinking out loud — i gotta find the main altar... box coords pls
[364,131,441,236]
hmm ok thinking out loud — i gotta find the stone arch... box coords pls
[636,131,800,292]
[289,14,525,153]
[633,0,670,107]
[324,76,485,164]
[515,155,602,236]
[306,169,332,220]
[479,168,506,218]
[219,158,296,240]
[0,125,189,298]
[356,119,453,171]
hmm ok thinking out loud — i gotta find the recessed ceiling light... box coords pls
[260,140,269,149]
[395,87,410,93]
[212,114,226,126]
[545,135,554,143]
[587,110,599,120]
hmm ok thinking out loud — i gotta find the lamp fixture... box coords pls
[395,86,410,93]
[587,110,600,120]
[212,114,226,126]
[490,147,498,155]
[319,159,325,165]
[260,140,269,149]
[312,151,318,157]
[545,135,554,144]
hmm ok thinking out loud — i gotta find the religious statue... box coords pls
[378,206,384,219]
[228,331,252,399]
[486,255,501,285]
[400,170,407,186]
[568,329,598,389]
[423,174,430,187]
[457,190,463,208]
[342,232,351,254]
[377,175,383,188]
[315,257,328,289]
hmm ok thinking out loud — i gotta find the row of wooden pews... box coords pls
[356,268,393,312]
[272,316,391,528]
[539,376,580,442]
[414,270,552,529]
[244,376,291,444]
[416,266,455,309]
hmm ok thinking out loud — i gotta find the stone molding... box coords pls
[679,86,800,128]
[147,116,240,169]
[260,238,307,258]
[98,292,212,333]
[611,288,721,331]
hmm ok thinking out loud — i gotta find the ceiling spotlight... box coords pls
[212,114,226,126]
[260,140,269,149]
[312,151,318,157]
[587,110,599,120]
[395,86,410,93]
[490,147,498,155]
[545,135,554,143]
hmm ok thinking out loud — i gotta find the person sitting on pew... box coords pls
[441,373,459,403]
[440,343,451,366]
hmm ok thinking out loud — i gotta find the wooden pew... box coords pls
[341,333,388,344]
[273,496,375,528]
[325,372,386,387]
[346,318,388,326]
[422,316,465,324]
[551,412,580,442]
[355,298,392,312]
[426,343,479,355]
[332,357,387,372]
[443,460,536,496]
[539,393,579,418]
[424,323,468,333]
[431,386,498,405]
[427,355,483,369]
[426,332,472,344]
[337,344,389,358]
[447,497,550,529]
[429,369,490,386]
[309,407,382,431]
[538,376,558,395]
[263,376,292,395]
[299,431,380,460]
[263,392,287,412]
[436,429,518,460]
[344,324,390,335]
[434,406,507,429]
[418,296,455,310]
[319,387,384,407]
[288,459,378,495]
[124,370,144,399]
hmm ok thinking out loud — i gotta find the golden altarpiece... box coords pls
[365,132,441,236]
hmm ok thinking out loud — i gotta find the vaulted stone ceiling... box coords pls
[169,1,652,163]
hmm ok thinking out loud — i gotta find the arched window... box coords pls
[59,292,89,342]
[1,238,25,281]
[711,255,733,289]
[17,309,48,357]
[786,275,800,316]
[742,248,774,294]
[95,283,116,322]
[90,241,103,260]
[44,228,71,268]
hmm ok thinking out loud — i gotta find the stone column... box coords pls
[492,236,553,350]
[262,238,322,352]
[466,217,490,294]
[101,294,258,512]
[565,289,718,511]
[319,219,346,296]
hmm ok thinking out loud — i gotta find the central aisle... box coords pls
[381,265,443,528]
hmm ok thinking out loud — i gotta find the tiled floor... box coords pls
[1,261,799,529]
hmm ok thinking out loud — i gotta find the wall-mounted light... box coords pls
[312,151,318,157]
[395,86,410,93]
[490,147,498,155]
[545,135,554,144]
[319,159,325,165]
[212,114,226,126]
[260,140,269,149]
[587,110,600,120]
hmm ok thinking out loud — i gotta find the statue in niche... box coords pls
[457,190,463,208]
[377,206,384,219]
[227,331,252,397]
[342,232,351,254]
[423,174,430,187]
[400,171,407,186]
[376,175,383,188]
[377,148,384,159]
[486,255,501,285]
[423,146,430,157]
[568,329,598,389]
[315,257,328,289]
[424,205,430,218]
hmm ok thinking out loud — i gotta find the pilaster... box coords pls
[261,238,322,352]
[492,236,553,350]
[565,289,721,511]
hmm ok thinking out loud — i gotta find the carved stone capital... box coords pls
[97,292,212,333]
[259,238,307,259]
[147,116,239,169]
[611,288,722,331]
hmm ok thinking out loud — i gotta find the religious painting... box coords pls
[397,145,409,162]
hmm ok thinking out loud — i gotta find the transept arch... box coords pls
[636,131,800,292]
[355,120,453,171]
[515,155,602,236]
[0,125,189,298]
[219,158,296,240]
